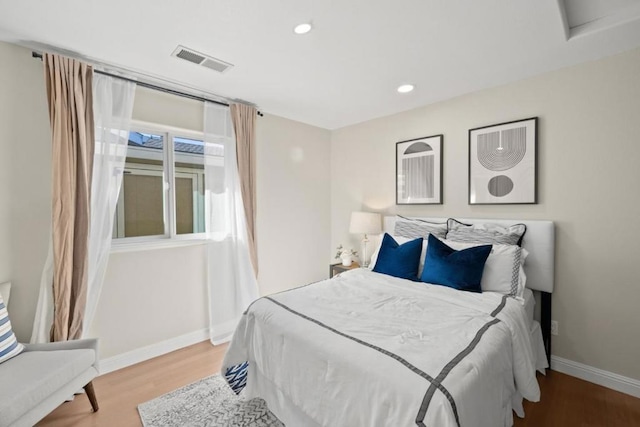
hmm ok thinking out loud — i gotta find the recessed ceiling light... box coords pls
[397,84,415,93]
[294,23,312,35]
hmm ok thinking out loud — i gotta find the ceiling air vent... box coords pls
[171,45,233,73]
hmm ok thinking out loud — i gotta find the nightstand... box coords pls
[329,262,360,278]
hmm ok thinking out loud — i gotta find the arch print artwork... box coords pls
[396,135,443,204]
[469,117,537,204]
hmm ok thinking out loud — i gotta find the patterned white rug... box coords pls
[138,375,284,427]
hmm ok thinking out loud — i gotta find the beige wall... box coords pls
[5,36,636,382]
[0,42,51,340]
[88,87,210,358]
[0,43,332,360]
[132,86,203,131]
[331,47,640,381]
[91,89,331,358]
[256,114,331,295]
[89,244,209,358]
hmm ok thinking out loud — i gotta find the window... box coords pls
[113,124,223,243]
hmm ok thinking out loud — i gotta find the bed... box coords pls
[223,217,555,427]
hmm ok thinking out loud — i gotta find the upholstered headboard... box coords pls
[383,217,555,293]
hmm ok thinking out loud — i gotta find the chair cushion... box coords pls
[0,348,96,425]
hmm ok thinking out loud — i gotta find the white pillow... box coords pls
[369,234,429,277]
[443,239,528,299]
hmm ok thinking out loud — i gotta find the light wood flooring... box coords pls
[38,341,640,427]
[38,341,228,427]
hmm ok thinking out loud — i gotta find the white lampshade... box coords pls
[349,211,381,235]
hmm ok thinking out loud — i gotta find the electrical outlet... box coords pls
[551,320,559,336]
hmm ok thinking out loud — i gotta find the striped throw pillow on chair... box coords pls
[0,293,24,364]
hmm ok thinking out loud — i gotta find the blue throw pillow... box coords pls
[372,233,423,281]
[420,235,492,292]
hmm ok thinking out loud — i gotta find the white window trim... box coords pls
[110,238,208,254]
[111,121,211,252]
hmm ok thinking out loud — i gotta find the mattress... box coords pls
[523,288,535,329]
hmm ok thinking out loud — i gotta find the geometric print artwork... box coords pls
[488,175,514,198]
[402,148,434,199]
[478,126,527,198]
[396,135,443,205]
[477,127,527,172]
[469,117,537,204]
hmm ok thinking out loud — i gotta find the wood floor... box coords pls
[515,370,640,427]
[38,341,640,427]
[38,341,228,427]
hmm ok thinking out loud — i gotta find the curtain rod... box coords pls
[31,52,263,116]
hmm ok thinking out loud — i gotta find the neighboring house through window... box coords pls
[112,123,223,243]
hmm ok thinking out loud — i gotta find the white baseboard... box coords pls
[99,328,210,375]
[551,355,640,399]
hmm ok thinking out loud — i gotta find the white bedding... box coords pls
[523,288,535,330]
[223,269,540,427]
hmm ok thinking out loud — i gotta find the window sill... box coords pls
[110,237,208,254]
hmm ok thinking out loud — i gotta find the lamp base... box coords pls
[361,235,370,268]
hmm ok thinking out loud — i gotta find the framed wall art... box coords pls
[468,117,537,205]
[396,134,443,205]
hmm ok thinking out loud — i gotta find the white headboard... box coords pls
[383,217,555,293]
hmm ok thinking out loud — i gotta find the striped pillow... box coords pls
[394,216,447,239]
[446,218,527,246]
[0,293,24,364]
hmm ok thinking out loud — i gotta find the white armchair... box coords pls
[0,283,100,427]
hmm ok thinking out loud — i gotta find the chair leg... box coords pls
[84,381,99,412]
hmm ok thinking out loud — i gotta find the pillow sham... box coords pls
[0,293,24,364]
[420,235,492,293]
[446,218,527,246]
[444,239,528,299]
[394,216,447,239]
[372,233,423,281]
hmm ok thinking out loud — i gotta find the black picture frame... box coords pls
[468,117,538,205]
[396,134,443,205]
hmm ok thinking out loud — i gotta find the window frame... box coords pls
[111,120,209,252]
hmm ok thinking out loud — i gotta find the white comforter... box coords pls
[223,269,540,427]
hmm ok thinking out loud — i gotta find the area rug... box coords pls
[138,374,284,427]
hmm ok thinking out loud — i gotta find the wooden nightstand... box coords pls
[329,262,360,278]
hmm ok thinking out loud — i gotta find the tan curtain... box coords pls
[230,104,258,275]
[44,53,95,341]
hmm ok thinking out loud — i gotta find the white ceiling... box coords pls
[1,0,640,129]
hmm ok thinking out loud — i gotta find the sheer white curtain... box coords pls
[204,102,259,344]
[83,74,136,337]
[31,242,53,343]
[30,73,135,342]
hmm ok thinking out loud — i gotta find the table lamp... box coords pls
[349,211,382,268]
